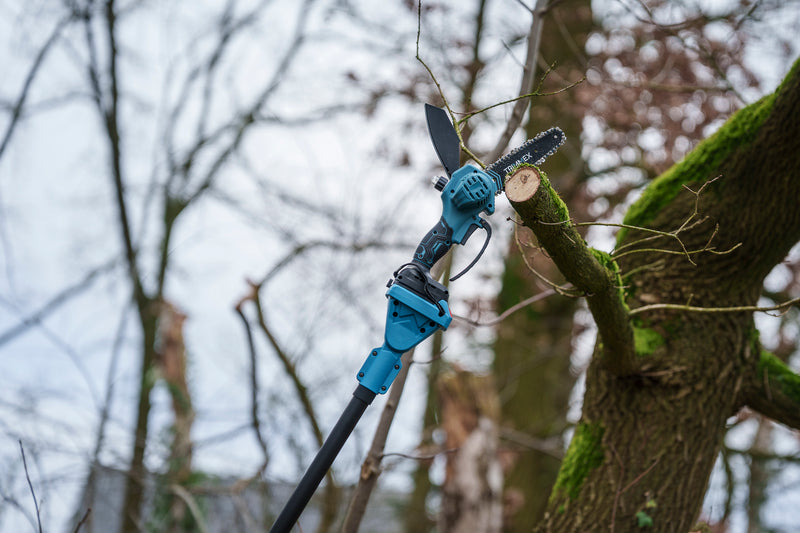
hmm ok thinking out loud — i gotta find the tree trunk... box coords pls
[505,58,800,531]
[438,369,503,533]
[155,301,197,532]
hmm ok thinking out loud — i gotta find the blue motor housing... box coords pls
[441,165,501,242]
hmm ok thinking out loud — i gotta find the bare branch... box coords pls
[72,507,92,533]
[341,258,451,532]
[453,288,557,327]
[248,285,323,446]
[381,448,458,461]
[414,0,485,167]
[486,0,547,164]
[0,259,118,347]
[19,441,43,533]
[241,280,340,530]
[629,296,800,317]
[233,297,269,472]
[341,349,415,533]
[0,11,76,161]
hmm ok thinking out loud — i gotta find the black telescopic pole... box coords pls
[269,384,376,533]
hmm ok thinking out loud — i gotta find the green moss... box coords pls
[633,326,665,357]
[590,248,627,306]
[551,422,605,502]
[758,351,800,404]
[775,55,800,94]
[617,90,777,244]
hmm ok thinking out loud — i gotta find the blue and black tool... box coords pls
[269,105,564,533]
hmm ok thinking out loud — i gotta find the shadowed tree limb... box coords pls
[742,351,800,431]
[505,166,637,376]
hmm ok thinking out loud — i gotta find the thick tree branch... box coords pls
[743,351,800,430]
[505,166,636,376]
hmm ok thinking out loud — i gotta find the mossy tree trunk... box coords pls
[505,59,800,532]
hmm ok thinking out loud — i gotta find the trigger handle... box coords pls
[413,217,454,269]
[450,218,492,281]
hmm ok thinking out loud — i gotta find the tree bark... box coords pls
[507,58,800,532]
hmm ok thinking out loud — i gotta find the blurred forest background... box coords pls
[1,0,799,532]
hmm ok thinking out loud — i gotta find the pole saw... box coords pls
[269,104,564,532]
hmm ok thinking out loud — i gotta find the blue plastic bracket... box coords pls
[357,284,451,394]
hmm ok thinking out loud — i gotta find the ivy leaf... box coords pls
[636,510,654,528]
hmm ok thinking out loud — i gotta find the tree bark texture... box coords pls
[506,59,800,532]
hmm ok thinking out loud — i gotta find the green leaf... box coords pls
[636,510,654,528]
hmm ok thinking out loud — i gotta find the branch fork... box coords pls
[506,165,638,376]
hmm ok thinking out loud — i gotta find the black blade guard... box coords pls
[424,104,460,177]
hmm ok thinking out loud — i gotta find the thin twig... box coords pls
[513,220,581,297]
[72,507,92,533]
[19,441,43,533]
[415,0,484,167]
[453,288,557,326]
[169,485,210,533]
[0,259,118,347]
[381,448,458,461]
[630,296,800,316]
[458,74,585,124]
[0,12,76,160]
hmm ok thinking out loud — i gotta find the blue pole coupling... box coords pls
[357,283,451,394]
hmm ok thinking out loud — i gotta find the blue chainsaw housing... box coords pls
[357,277,451,394]
[442,164,502,242]
[413,165,502,270]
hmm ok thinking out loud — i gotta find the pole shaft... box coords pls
[269,385,375,533]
